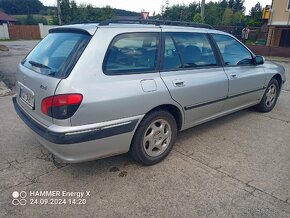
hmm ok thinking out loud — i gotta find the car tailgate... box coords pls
[16,64,61,127]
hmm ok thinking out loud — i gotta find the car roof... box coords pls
[50,23,227,36]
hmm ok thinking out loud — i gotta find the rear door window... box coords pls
[163,35,182,70]
[170,32,217,68]
[103,33,160,75]
[23,32,91,78]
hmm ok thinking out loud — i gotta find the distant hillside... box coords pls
[0,0,140,18]
[112,8,140,17]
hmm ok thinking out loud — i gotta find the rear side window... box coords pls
[169,32,217,68]
[212,34,253,66]
[23,32,90,78]
[103,33,160,75]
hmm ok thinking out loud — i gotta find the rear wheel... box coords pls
[130,110,177,165]
[255,78,280,113]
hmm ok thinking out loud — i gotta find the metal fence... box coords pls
[214,26,268,43]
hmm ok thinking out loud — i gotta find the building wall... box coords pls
[267,0,290,47]
[0,23,9,39]
[269,0,290,25]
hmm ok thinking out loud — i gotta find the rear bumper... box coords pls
[13,96,142,162]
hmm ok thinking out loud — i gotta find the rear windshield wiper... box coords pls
[29,60,51,70]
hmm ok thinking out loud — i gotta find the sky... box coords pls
[41,0,273,15]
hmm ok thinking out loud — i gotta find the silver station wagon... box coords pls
[13,19,286,165]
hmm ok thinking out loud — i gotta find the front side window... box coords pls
[103,33,159,74]
[212,34,253,66]
[170,32,217,68]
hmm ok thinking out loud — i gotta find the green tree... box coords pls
[204,2,221,26]
[86,4,98,20]
[232,11,244,24]
[193,13,202,23]
[220,0,228,11]
[0,0,44,15]
[163,4,186,21]
[25,14,36,25]
[70,0,78,21]
[60,0,71,23]
[77,3,88,21]
[160,2,165,17]
[165,0,170,11]
[17,14,48,25]
[249,2,262,19]
[98,6,113,21]
[228,0,234,9]
[246,2,263,26]
[163,3,198,22]
[222,7,234,25]
[233,0,245,12]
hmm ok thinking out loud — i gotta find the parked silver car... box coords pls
[13,20,286,165]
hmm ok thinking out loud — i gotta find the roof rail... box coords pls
[98,19,214,29]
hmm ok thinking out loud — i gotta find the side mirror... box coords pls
[254,55,265,65]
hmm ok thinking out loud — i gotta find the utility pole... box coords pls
[57,0,62,25]
[201,0,205,23]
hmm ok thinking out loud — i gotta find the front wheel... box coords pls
[255,78,280,113]
[130,110,177,165]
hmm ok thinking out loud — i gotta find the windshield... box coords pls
[23,32,91,78]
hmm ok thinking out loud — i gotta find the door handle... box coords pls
[230,74,238,79]
[173,80,185,87]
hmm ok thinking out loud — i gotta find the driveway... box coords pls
[0,40,38,90]
[0,41,290,217]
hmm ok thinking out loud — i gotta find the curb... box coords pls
[265,57,290,63]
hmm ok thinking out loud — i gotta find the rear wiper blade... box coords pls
[29,61,51,69]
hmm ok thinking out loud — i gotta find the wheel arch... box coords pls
[144,104,184,131]
[273,74,282,89]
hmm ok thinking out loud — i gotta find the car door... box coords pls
[160,32,229,126]
[211,34,267,110]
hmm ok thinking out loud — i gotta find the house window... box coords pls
[288,0,290,10]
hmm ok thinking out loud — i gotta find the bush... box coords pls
[15,15,48,25]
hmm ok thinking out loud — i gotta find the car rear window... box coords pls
[22,31,91,78]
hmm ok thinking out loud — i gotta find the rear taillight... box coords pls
[41,94,83,119]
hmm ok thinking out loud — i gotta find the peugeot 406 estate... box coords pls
[13,20,286,165]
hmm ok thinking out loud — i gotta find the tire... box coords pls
[255,78,280,113]
[130,110,177,165]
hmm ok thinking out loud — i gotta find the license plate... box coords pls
[20,86,35,109]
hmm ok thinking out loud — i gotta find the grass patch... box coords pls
[245,39,256,45]
[12,14,55,25]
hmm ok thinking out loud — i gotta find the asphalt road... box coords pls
[0,41,290,217]
[0,41,38,90]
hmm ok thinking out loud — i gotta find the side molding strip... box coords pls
[184,88,265,111]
